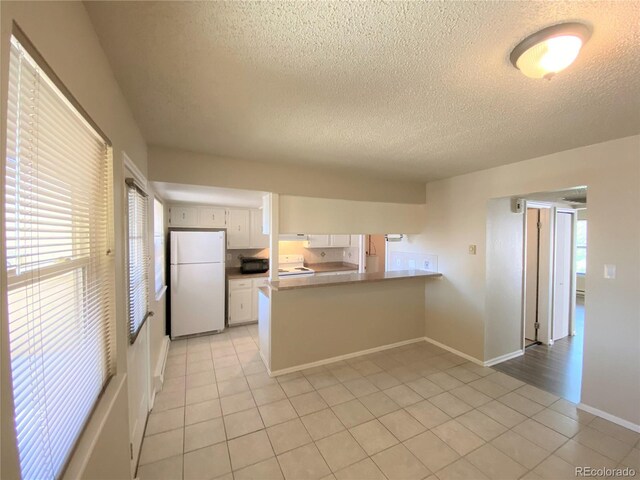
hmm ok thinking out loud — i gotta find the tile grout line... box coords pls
[141,327,637,480]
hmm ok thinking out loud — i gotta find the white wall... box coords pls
[485,198,525,360]
[388,135,640,426]
[279,195,426,234]
[149,145,425,204]
[0,2,149,478]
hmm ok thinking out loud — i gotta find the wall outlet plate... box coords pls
[468,245,477,255]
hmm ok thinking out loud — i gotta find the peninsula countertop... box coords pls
[226,262,358,279]
[306,262,358,273]
[269,269,442,291]
[226,268,269,279]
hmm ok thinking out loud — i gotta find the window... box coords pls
[576,219,587,274]
[154,198,166,297]
[127,179,149,343]
[4,34,114,479]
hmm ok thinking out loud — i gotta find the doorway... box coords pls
[365,234,386,272]
[495,194,585,403]
[524,206,552,346]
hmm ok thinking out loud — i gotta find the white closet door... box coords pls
[553,212,572,341]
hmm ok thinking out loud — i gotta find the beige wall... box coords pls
[279,195,426,234]
[269,278,427,372]
[148,145,426,204]
[0,2,148,478]
[388,135,640,426]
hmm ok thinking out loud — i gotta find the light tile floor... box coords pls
[138,325,640,480]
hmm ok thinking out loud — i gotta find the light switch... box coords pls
[604,264,616,279]
[468,245,477,255]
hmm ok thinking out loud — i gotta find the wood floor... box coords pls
[494,297,584,403]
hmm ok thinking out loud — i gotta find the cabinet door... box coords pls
[227,209,251,249]
[199,207,226,228]
[350,235,361,247]
[169,206,197,227]
[307,235,330,248]
[330,235,351,247]
[229,288,253,325]
[250,209,269,248]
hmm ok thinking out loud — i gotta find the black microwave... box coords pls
[240,257,269,274]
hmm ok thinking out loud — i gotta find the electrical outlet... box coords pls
[226,253,232,261]
[423,260,430,270]
[468,245,477,255]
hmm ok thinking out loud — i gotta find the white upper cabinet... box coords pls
[199,207,226,228]
[305,235,331,248]
[168,204,270,250]
[305,234,352,248]
[227,209,251,249]
[330,235,351,247]
[169,206,198,227]
[250,209,269,249]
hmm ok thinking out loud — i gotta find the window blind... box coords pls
[127,179,149,343]
[4,35,114,480]
[153,198,165,296]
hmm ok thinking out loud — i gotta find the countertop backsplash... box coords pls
[226,241,358,267]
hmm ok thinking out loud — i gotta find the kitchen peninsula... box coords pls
[258,270,442,375]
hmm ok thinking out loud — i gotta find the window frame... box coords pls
[3,24,115,480]
[125,170,150,345]
[153,196,167,300]
[576,219,587,275]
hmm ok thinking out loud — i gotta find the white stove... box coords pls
[278,255,315,277]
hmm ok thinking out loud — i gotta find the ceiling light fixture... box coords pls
[510,22,591,80]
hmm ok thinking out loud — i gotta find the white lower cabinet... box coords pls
[228,277,268,325]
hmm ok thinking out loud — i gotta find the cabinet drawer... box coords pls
[253,277,269,288]
[229,279,252,289]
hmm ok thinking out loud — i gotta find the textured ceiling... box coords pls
[85,1,640,182]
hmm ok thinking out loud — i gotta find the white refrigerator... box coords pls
[170,230,225,338]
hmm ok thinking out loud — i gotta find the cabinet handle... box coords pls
[240,303,243,310]
[182,212,186,220]
[212,213,215,220]
[238,225,241,231]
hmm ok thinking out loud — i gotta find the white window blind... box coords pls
[153,198,165,296]
[127,179,149,343]
[4,34,114,480]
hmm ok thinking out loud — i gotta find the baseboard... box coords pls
[422,336,484,366]
[577,403,640,433]
[483,349,524,367]
[151,336,170,408]
[268,337,426,377]
[259,349,272,377]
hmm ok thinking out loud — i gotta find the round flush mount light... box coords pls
[510,22,591,80]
